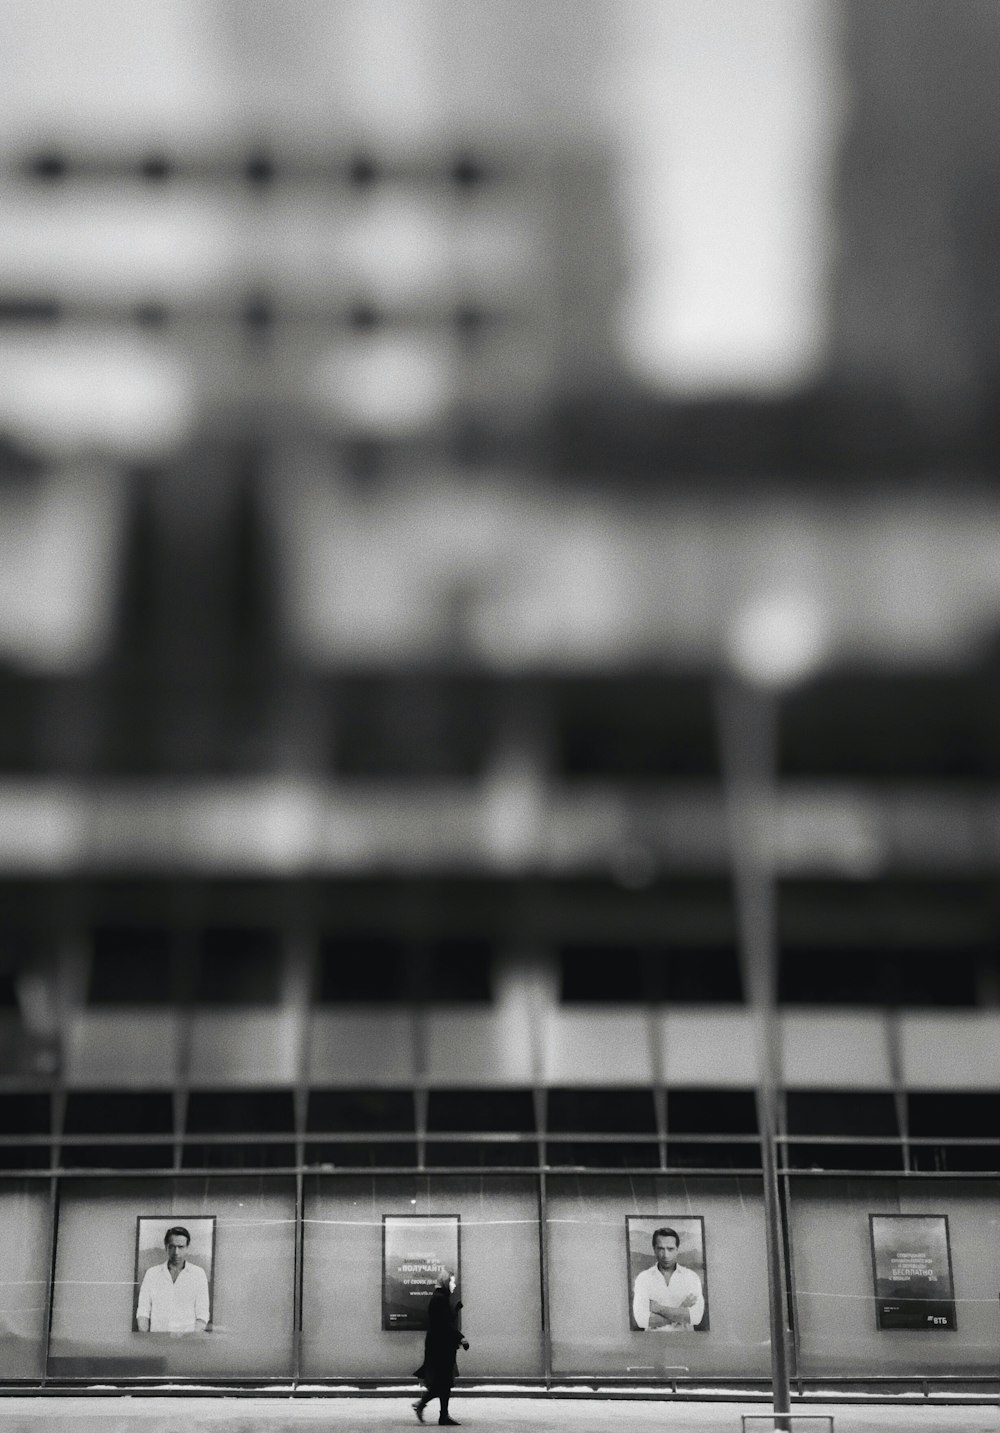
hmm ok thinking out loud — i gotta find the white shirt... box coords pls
[632,1261,705,1331]
[136,1260,210,1332]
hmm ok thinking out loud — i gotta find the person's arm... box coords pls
[194,1266,210,1332]
[428,1294,448,1334]
[649,1296,690,1328]
[136,1270,153,1332]
[632,1272,651,1330]
[650,1270,704,1329]
[685,1272,705,1329]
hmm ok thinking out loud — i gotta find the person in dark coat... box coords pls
[412,1270,468,1426]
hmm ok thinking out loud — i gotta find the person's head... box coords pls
[435,1269,457,1295]
[652,1227,680,1273]
[164,1226,191,1267]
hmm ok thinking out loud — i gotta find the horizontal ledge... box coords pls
[6,1165,1000,1180]
[0,1132,763,1146]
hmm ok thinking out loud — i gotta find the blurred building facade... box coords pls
[829,0,1000,450]
[1,0,1000,1395]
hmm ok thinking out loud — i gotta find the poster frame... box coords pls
[624,1213,709,1333]
[381,1213,461,1333]
[132,1213,217,1334]
[868,1211,957,1332]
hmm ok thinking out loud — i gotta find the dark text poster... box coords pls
[869,1213,956,1330]
[382,1215,460,1331]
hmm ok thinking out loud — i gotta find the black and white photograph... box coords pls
[2,0,999,1421]
[133,1216,215,1334]
[626,1216,708,1333]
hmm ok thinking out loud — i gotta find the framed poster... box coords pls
[869,1213,956,1330]
[626,1215,708,1332]
[133,1215,215,1334]
[382,1215,460,1331]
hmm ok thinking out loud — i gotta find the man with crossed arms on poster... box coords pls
[136,1226,210,1333]
[633,1226,705,1330]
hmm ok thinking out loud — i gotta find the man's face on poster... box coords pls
[166,1233,189,1269]
[653,1233,680,1274]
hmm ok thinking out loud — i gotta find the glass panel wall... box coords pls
[300,1173,543,1378]
[48,1176,296,1378]
[545,1174,770,1379]
[0,1179,51,1378]
[1,1166,999,1385]
[788,1176,1000,1379]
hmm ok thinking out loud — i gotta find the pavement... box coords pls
[0,1397,997,1433]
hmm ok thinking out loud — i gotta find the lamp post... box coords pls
[716,675,792,1433]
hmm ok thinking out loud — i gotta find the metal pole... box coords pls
[782,1164,805,1399]
[40,1174,60,1385]
[715,677,792,1432]
[287,923,316,1387]
[537,1164,554,1387]
[756,1082,792,1431]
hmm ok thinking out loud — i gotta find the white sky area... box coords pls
[0,0,841,396]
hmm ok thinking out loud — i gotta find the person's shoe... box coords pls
[412,1401,425,1423]
[438,1419,460,1426]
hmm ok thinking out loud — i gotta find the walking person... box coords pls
[413,1270,468,1426]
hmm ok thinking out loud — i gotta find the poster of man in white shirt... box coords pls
[134,1217,215,1334]
[627,1216,708,1332]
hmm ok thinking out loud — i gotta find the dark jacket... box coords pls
[414,1288,464,1391]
